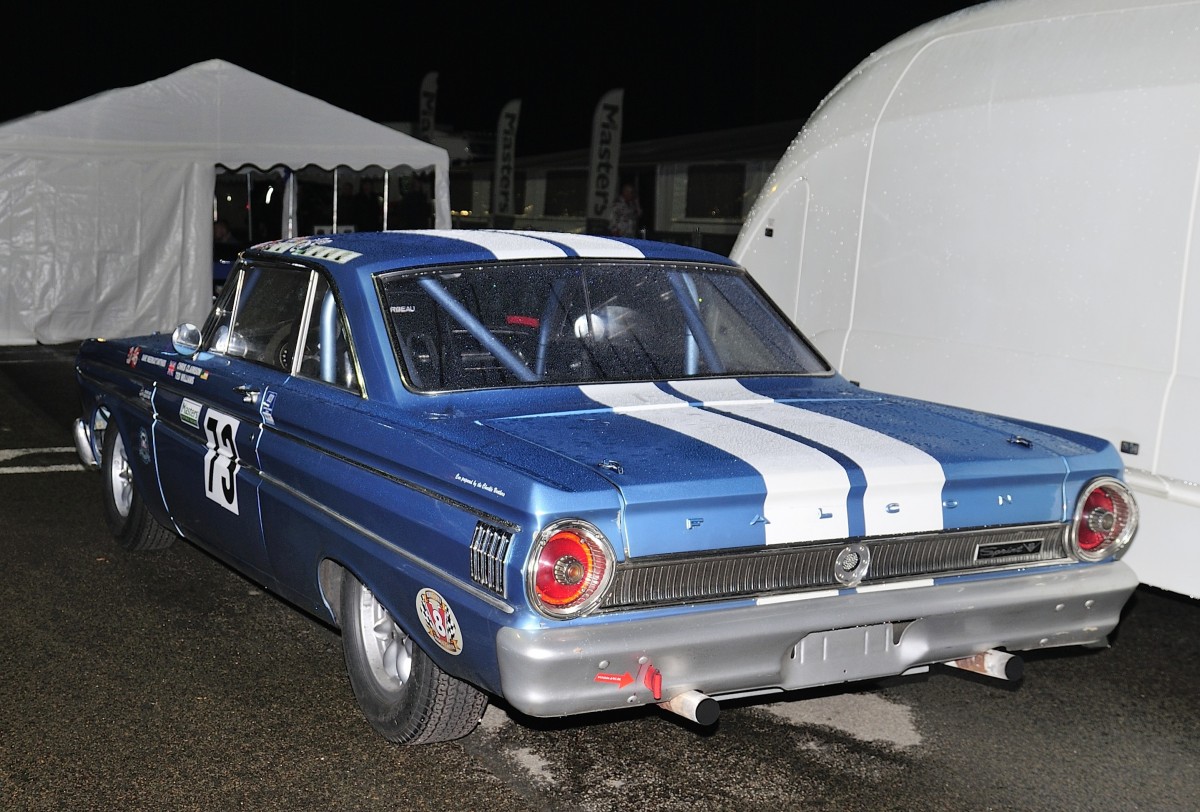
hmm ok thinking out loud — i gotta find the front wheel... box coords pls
[339,572,486,745]
[101,423,175,551]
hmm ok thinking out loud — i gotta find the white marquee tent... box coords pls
[0,59,451,345]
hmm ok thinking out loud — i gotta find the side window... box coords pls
[208,264,312,372]
[295,276,363,396]
[204,264,363,396]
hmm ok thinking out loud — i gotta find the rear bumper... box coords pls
[495,561,1138,718]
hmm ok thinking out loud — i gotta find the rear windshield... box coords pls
[377,261,829,392]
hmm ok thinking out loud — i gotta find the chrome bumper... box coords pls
[495,561,1138,718]
[73,418,99,470]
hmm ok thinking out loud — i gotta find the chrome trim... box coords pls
[470,522,513,597]
[260,470,515,615]
[526,518,616,619]
[73,418,99,469]
[497,561,1139,719]
[290,270,320,376]
[834,543,871,587]
[151,398,516,614]
[1066,476,1139,562]
[258,426,520,535]
[599,523,1069,612]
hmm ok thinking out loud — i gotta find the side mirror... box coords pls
[172,323,202,356]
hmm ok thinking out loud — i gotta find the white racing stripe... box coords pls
[528,232,647,258]
[423,230,569,260]
[671,380,946,536]
[433,229,648,260]
[580,383,852,543]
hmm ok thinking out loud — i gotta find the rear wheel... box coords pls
[339,572,486,745]
[101,423,175,551]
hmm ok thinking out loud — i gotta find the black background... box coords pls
[9,1,982,154]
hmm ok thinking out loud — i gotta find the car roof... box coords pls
[242,229,740,278]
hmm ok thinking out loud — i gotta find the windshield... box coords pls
[378,261,829,392]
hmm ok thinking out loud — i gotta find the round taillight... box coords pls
[528,520,614,618]
[1069,477,1138,562]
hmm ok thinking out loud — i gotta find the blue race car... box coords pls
[73,230,1139,744]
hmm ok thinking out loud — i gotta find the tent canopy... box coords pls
[0,59,451,345]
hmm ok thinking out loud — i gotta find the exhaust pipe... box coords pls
[659,690,720,726]
[943,649,1024,681]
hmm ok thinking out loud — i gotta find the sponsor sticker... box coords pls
[258,389,277,426]
[167,360,206,386]
[260,237,362,264]
[180,398,202,429]
[136,427,151,464]
[416,588,463,655]
[125,346,141,367]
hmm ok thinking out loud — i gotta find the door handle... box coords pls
[233,385,261,405]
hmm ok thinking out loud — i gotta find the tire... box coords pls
[101,423,176,551]
[339,571,487,745]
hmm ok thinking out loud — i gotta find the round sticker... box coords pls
[136,427,152,465]
[415,588,463,655]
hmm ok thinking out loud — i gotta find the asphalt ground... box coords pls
[1,343,1198,812]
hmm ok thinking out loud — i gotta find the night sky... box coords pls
[8,1,982,155]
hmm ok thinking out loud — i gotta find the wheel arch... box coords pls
[318,556,434,644]
[318,557,348,628]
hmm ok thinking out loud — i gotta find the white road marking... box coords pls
[0,446,74,462]
[0,447,85,474]
[0,465,85,475]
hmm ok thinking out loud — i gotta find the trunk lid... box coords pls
[480,379,1118,557]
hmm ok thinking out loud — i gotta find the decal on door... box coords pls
[180,398,202,429]
[203,409,241,514]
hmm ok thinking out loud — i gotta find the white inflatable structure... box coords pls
[732,0,1200,598]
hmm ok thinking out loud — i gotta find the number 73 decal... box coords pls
[204,409,241,514]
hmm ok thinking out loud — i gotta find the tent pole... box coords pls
[383,169,390,231]
[245,173,254,244]
[282,169,296,238]
[333,167,340,231]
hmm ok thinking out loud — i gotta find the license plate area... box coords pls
[782,621,921,687]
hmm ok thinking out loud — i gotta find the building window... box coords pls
[685,164,746,220]
[450,171,474,214]
[545,170,587,217]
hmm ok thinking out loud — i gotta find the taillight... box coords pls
[1068,477,1138,562]
[527,520,615,618]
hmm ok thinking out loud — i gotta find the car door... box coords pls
[251,274,371,607]
[153,261,313,580]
